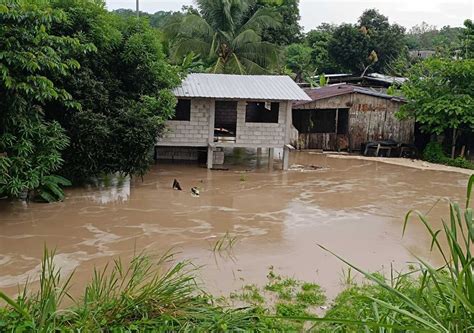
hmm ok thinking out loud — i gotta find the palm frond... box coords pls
[236,41,279,67]
[172,38,212,61]
[232,29,261,48]
[227,54,247,74]
[237,57,269,75]
[210,57,225,73]
[239,7,281,34]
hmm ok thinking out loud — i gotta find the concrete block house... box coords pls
[155,73,311,169]
[292,84,414,151]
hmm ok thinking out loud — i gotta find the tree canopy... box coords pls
[247,0,302,45]
[164,0,281,74]
[398,58,474,156]
[0,0,180,200]
[0,0,92,200]
[326,9,406,75]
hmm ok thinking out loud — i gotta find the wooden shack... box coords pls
[292,84,414,151]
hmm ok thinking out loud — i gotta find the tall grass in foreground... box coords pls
[0,251,269,332]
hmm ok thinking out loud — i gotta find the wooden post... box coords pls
[451,127,457,159]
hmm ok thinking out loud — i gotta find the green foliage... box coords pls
[230,284,265,304]
[0,0,91,200]
[45,0,179,181]
[358,9,406,73]
[423,143,474,170]
[35,175,72,202]
[464,19,474,59]
[328,23,370,74]
[164,0,281,74]
[297,283,326,305]
[305,24,340,74]
[407,21,464,56]
[0,250,272,331]
[211,232,238,252]
[228,268,326,331]
[285,43,314,82]
[327,9,406,75]
[423,142,447,163]
[248,0,302,45]
[398,58,474,148]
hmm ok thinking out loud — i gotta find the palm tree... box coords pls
[164,0,281,74]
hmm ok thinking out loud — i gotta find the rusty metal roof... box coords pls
[173,73,311,101]
[293,84,405,108]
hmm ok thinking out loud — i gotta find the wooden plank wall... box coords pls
[294,93,414,151]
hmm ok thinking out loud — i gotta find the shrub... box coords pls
[422,142,447,163]
[422,142,474,169]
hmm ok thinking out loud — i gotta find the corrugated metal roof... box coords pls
[293,84,405,108]
[173,73,311,101]
[364,73,407,85]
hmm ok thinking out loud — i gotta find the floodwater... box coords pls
[0,152,471,300]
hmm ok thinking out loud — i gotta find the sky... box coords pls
[105,0,474,31]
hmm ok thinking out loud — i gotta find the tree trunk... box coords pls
[451,127,457,159]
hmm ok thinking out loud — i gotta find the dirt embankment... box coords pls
[327,153,474,175]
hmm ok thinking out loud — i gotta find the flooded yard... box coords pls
[0,152,471,300]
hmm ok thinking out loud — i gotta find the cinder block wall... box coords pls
[236,101,287,147]
[160,99,210,146]
[159,99,290,148]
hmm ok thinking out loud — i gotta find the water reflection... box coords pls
[81,175,131,204]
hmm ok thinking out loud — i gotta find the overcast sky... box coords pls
[105,0,473,31]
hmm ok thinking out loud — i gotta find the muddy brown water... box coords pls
[0,152,471,301]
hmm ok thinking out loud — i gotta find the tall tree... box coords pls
[463,19,474,58]
[305,23,340,74]
[285,43,313,82]
[327,23,371,74]
[248,0,302,45]
[164,0,281,74]
[0,0,93,200]
[358,9,406,73]
[328,9,406,75]
[47,0,180,181]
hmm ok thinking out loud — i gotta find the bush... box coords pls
[422,142,474,169]
[445,156,474,169]
[422,142,447,163]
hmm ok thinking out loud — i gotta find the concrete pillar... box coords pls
[256,147,262,167]
[207,145,213,169]
[268,148,274,170]
[283,146,290,170]
[208,100,215,144]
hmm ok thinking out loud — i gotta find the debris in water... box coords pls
[172,179,182,190]
[191,187,200,196]
[289,164,326,172]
